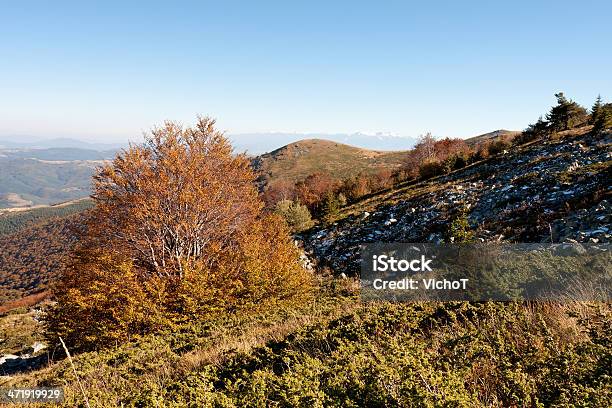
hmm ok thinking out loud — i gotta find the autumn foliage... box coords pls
[46,118,313,350]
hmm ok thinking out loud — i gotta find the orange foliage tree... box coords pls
[295,172,337,211]
[46,117,313,350]
[403,134,472,179]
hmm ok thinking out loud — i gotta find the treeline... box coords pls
[0,200,93,237]
[266,92,611,230]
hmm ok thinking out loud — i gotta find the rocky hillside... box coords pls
[252,139,408,190]
[302,127,611,275]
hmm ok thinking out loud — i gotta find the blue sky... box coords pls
[1,0,611,144]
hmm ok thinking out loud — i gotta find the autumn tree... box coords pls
[370,168,394,191]
[261,179,297,208]
[341,173,371,202]
[403,135,472,179]
[402,135,430,178]
[295,172,337,211]
[46,117,313,350]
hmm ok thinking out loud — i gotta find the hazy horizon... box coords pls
[1,130,424,154]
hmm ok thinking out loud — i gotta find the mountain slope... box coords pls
[302,127,611,275]
[1,129,610,407]
[0,199,93,236]
[252,139,409,189]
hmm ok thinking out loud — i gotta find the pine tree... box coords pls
[590,94,603,125]
[448,206,474,243]
[321,192,340,224]
[593,103,612,133]
[547,92,588,131]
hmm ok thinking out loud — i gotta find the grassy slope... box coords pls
[464,129,521,147]
[252,139,408,189]
[2,282,610,407]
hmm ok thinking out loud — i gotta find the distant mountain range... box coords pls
[1,129,519,157]
[2,133,416,154]
[0,137,126,151]
[230,132,419,155]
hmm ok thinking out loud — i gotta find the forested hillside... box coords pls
[0,214,82,303]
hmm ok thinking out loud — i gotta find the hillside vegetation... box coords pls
[0,201,92,304]
[304,125,610,274]
[0,215,81,303]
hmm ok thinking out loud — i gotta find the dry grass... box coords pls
[178,297,361,373]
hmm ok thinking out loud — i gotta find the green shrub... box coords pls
[275,200,315,233]
[320,192,342,224]
[448,206,475,243]
[443,152,470,173]
[487,138,511,155]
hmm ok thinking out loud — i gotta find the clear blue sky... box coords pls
[1,0,611,143]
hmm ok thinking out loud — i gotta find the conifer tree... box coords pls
[593,103,612,133]
[590,94,603,125]
[547,92,588,131]
[274,199,314,233]
[321,191,340,224]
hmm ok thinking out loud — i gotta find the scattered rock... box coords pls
[302,131,611,275]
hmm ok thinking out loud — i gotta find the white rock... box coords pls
[384,218,397,226]
[32,342,46,354]
[0,354,19,365]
